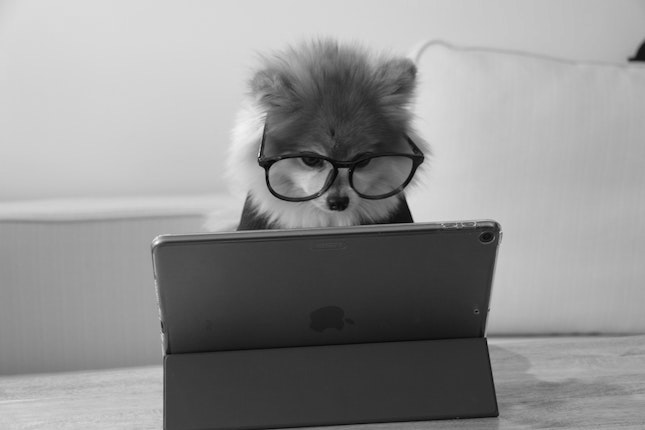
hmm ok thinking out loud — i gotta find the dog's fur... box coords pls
[226,39,429,230]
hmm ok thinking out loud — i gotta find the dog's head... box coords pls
[228,40,428,228]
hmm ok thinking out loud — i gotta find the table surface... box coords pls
[1,335,644,430]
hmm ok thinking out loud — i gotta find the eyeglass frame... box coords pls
[257,123,425,202]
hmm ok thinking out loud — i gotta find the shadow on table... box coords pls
[489,344,638,429]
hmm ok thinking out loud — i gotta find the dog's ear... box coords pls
[376,58,417,99]
[249,68,296,109]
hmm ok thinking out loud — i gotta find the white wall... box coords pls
[1,0,644,201]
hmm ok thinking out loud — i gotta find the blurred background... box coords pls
[1,0,643,201]
[1,0,644,375]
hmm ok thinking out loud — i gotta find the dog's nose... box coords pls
[327,195,349,211]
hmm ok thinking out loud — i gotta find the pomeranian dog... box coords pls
[227,39,429,230]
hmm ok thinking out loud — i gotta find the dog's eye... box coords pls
[301,157,324,168]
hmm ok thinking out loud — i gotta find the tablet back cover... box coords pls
[152,221,500,354]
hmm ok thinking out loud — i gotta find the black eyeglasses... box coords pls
[257,124,424,202]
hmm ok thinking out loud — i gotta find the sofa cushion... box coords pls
[409,41,645,334]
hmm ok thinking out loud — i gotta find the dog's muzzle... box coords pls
[327,195,349,211]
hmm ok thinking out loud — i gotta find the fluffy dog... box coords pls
[226,39,429,230]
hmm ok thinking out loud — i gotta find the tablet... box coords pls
[151,220,501,354]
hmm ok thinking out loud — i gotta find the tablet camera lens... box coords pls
[479,232,495,244]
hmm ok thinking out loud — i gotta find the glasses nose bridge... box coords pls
[328,160,355,186]
[324,162,353,194]
[330,159,357,170]
[325,160,357,191]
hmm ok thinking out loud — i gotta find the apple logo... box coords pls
[309,305,355,332]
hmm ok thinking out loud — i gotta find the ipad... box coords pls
[151,221,501,355]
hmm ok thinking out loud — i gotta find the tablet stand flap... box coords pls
[164,338,498,430]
